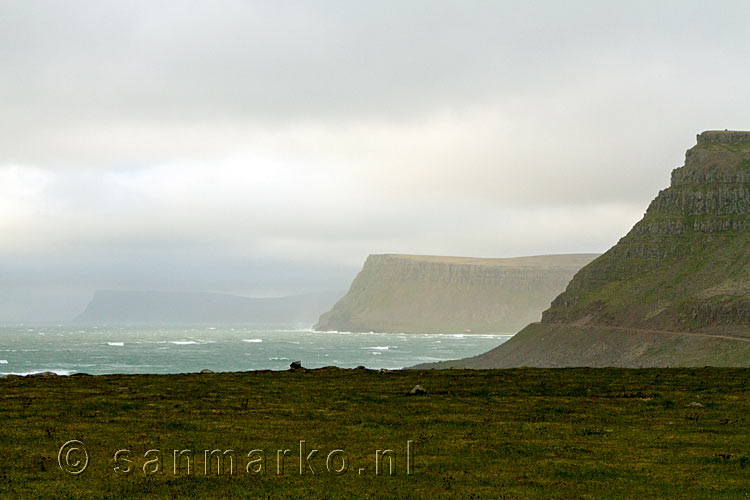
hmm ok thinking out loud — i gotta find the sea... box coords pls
[0,325,512,376]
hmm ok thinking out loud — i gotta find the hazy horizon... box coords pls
[2,1,750,321]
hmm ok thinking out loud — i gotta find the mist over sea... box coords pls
[0,325,512,376]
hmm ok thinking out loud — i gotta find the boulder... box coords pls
[409,384,427,396]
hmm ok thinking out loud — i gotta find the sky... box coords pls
[1,0,750,321]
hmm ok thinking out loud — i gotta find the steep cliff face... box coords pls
[543,131,750,333]
[425,131,750,368]
[314,253,598,333]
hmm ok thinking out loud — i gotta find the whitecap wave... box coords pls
[170,341,198,345]
[0,360,7,364]
[107,342,125,347]
[414,355,446,361]
[1,369,73,376]
[242,339,263,343]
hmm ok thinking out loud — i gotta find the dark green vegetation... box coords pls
[1,368,749,499]
[314,253,598,334]
[430,131,750,368]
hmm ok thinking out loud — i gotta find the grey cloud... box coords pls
[1,1,749,320]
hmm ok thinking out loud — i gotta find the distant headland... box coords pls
[314,253,598,334]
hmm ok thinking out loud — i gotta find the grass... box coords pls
[1,368,749,499]
[545,228,750,333]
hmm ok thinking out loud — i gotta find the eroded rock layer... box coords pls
[314,253,597,333]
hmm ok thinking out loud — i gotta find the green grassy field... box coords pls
[1,368,749,499]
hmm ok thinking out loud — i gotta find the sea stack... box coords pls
[432,131,750,368]
[314,253,598,334]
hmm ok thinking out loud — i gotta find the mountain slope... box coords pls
[314,253,598,333]
[422,131,750,368]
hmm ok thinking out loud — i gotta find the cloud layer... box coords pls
[1,1,750,320]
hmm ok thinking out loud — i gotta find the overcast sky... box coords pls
[2,0,750,321]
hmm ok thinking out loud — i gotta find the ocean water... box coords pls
[0,325,512,375]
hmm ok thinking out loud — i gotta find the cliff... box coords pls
[313,253,598,333]
[423,130,750,368]
[74,290,344,325]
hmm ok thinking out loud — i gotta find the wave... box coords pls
[0,326,507,375]
[1,368,74,377]
[268,327,315,333]
[0,360,7,364]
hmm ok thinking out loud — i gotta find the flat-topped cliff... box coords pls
[424,131,750,368]
[75,290,344,325]
[314,253,598,334]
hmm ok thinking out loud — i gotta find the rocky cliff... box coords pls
[423,131,750,368]
[314,253,598,333]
